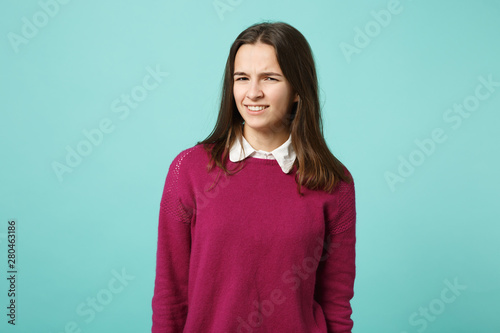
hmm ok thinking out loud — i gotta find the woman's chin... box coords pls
[243,122,288,136]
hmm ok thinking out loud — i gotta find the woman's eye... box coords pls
[235,77,277,81]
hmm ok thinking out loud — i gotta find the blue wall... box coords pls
[1,0,499,332]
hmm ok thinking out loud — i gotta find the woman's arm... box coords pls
[152,153,193,332]
[315,179,356,333]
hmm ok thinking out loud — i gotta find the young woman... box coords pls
[152,21,356,333]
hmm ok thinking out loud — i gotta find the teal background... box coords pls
[1,0,499,332]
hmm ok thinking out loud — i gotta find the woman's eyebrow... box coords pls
[233,71,283,77]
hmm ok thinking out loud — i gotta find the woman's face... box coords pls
[233,42,298,137]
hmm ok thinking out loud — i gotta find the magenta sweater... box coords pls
[152,144,356,333]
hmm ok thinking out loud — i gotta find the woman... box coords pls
[152,21,356,333]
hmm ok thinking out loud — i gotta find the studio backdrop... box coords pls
[1,0,499,332]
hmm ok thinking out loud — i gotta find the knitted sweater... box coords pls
[152,144,356,333]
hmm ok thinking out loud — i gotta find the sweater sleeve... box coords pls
[315,178,356,333]
[152,150,194,332]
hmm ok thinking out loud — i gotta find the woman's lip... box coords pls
[245,105,269,114]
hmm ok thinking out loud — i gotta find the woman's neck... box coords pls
[242,125,290,152]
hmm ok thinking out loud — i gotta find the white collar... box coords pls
[229,134,296,174]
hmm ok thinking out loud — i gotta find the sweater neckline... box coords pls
[230,156,279,166]
[227,156,298,174]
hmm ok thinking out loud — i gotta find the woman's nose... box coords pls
[246,81,263,99]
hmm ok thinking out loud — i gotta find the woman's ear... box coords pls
[294,93,300,103]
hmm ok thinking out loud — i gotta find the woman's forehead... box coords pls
[234,43,281,73]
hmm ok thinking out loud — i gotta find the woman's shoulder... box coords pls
[162,144,210,192]
[332,165,355,199]
[322,165,356,232]
[167,143,211,174]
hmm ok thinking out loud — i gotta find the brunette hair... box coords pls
[198,21,351,193]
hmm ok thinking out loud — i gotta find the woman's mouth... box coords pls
[245,105,269,114]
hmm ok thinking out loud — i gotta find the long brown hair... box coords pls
[198,21,352,193]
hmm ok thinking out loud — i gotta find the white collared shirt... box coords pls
[229,134,296,174]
